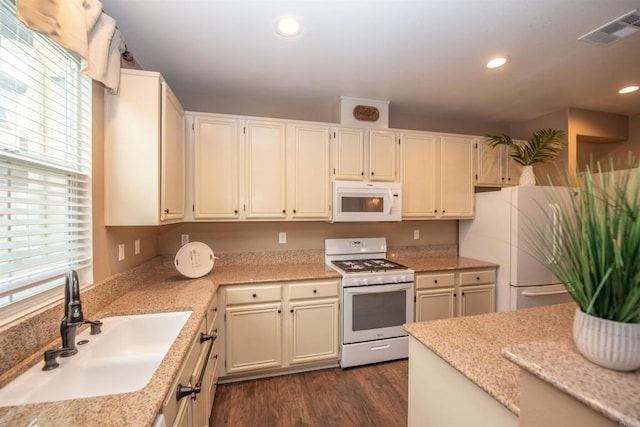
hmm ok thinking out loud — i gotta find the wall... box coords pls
[91,82,160,283]
[157,220,458,255]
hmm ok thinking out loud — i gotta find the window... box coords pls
[0,0,92,322]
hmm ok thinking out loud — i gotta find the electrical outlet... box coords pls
[135,239,140,255]
[413,230,420,240]
[118,244,125,261]
[279,232,287,244]
[181,234,189,245]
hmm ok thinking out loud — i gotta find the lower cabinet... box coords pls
[220,279,340,379]
[162,296,219,427]
[415,268,495,322]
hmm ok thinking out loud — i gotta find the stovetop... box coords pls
[331,259,409,274]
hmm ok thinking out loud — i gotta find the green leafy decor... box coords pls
[485,128,567,166]
[528,159,640,323]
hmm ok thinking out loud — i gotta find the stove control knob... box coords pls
[376,277,384,285]
[390,276,398,283]
[399,275,407,283]
[362,278,369,286]
[352,279,361,286]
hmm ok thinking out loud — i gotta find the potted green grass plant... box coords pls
[484,128,567,186]
[528,159,640,371]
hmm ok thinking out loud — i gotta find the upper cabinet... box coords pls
[331,127,365,180]
[104,69,185,225]
[286,123,331,220]
[189,114,331,221]
[400,132,475,219]
[193,116,240,219]
[331,127,398,182]
[244,120,287,219]
[475,140,523,187]
[369,130,397,181]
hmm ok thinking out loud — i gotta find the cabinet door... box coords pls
[288,299,339,365]
[245,121,286,219]
[440,135,474,218]
[288,124,331,219]
[225,303,283,373]
[459,284,495,317]
[505,142,525,185]
[332,127,365,180]
[476,140,506,187]
[160,82,185,221]
[369,130,397,181]
[193,116,240,219]
[400,132,439,219]
[416,288,455,322]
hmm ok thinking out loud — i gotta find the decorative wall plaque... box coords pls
[353,105,380,122]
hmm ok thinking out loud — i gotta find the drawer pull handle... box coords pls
[176,332,217,402]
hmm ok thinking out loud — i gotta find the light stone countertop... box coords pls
[0,252,490,426]
[503,338,640,427]
[404,302,640,427]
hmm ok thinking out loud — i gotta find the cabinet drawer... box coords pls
[226,285,282,305]
[459,270,495,286]
[416,273,455,289]
[289,280,339,300]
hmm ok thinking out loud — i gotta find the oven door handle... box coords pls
[347,283,412,294]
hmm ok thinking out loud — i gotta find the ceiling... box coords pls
[102,0,640,126]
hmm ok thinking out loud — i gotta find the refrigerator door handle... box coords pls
[522,289,569,297]
[548,203,562,263]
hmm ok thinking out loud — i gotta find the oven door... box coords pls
[343,282,414,344]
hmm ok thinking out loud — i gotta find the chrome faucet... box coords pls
[43,271,102,370]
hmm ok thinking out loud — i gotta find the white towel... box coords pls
[82,12,125,93]
[17,0,88,58]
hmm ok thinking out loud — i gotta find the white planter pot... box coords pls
[519,165,536,186]
[573,309,640,371]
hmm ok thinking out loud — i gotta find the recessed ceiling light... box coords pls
[276,17,302,37]
[618,85,639,94]
[485,56,510,69]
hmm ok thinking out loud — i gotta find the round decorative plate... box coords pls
[174,242,215,278]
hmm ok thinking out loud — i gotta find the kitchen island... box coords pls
[404,303,640,427]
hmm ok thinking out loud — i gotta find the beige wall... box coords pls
[158,220,458,255]
[570,108,629,171]
[91,82,160,283]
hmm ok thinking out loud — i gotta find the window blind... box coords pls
[0,0,92,317]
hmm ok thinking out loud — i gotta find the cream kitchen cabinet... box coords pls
[192,115,240,219]
[286,123,331,220]
[475,140,524,187]
[368,130,398,181]
[219,279,340,380]
[331,127,366,180]
[400,132,474,219]
[104,69,185,225]
[331,127,397,182]
[287,280,339,365]
[415,268,495,322]
[244,120,287,219]
[162,296,219,427]
[223,285,283,374]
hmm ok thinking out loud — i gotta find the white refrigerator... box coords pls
[459,186,574,312]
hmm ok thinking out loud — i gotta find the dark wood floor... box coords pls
[210,359,408,427]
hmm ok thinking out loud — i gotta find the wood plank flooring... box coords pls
[210,359,408,427]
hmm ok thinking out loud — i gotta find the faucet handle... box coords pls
[43,347,74,371]
[84,319,103,335]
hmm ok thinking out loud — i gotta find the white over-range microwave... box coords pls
[332,181,402,222]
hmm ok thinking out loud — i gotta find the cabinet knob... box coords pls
[293,209,297,214]
[371,171,375,176]
[361,172,364,176]
[442,210,446,213]
[252,293,257,298]
[277,309,282,313]
[313,289,317,293]
[165,209,170,214]
[282,209,286,214]
[476,276,480,281]
[290,309,294,313]
[234,209,238,214]
[434,280,438,284]
[434,210,437,213]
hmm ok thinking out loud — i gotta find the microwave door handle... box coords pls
[387,189,393,214]
[348,283,411,294]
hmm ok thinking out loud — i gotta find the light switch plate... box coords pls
[413,230,420,240]
[118,244,125,261]
[181,234,189,245]
[279,232,287,244]
[135,239,140,255]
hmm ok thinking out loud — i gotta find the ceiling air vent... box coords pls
[579,9,640,46]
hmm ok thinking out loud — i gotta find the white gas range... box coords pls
[325,238,415,368]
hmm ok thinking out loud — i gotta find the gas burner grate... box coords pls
[332,259,408,273]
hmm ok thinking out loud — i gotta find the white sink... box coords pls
[0,311,192,407]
